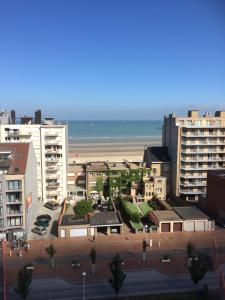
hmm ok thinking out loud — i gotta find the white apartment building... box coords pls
[163,110,225,201]
[0,110,68,204]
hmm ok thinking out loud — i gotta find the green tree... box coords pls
[188,253,207,297]
[74,200,93,217]
[186,241,195,258]
[96,176,104,193]
[15,264,33,299]
[109,254,126,296]
[45,243,57,269]
[89,246,97,275]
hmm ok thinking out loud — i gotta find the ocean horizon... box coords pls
[67,120,163,140]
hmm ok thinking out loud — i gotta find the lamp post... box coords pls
[82,271,86,300]
[145,225,148,241]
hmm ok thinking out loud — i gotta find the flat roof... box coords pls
[174,206,209,220]
[90,211,122,226]
[60,215,89,226]
[151,210,182,222]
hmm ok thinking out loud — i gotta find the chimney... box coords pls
[188,110,199,118]
[35,109,42,124]
[11,110,16,124]
[215,111,225,118]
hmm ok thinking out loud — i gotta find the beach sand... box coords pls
[68,137,162,163]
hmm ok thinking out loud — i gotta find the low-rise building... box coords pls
[149,210,183,233]
[174,206,214,232]
[0,143,38,240]
[67,163,86,204]
[143,146,171,195]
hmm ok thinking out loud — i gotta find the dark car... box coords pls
[35,219,49,227]
[71,260,80,267]
[215,219,225,228]
[32,226,47,236]
[36,214,52,222]
[45,201,59,211]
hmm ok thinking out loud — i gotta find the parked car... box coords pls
[45,201,59,211]
[71,260,80,267]
[36,214,52,222]
[215,219,225,228]
[32,226,47,236]
[35,219,49,227]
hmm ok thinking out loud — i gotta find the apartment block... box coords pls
[0,143,38,240]
[163,110,225,201]
[0,110,68,203]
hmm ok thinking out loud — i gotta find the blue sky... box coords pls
[0,0,225,120]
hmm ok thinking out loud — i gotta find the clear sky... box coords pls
[0,0,225,120]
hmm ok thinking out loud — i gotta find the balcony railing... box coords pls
[7,211,23,215]
[180,189,205,194]
[6,198,22,204]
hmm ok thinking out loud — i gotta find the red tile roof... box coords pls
[0,143,30,174]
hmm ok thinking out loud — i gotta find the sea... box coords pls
[67,120,163,141]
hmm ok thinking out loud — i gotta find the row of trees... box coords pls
[15,240,208,299]
[15,243,126,299]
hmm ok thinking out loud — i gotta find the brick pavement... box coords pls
[4,229,225,286]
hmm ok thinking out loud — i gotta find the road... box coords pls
[6,268,220,300]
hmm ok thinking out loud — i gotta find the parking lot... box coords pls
[30,202,61,240]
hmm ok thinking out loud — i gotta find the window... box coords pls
[153,168,157,174]
[5,137,10,141]
[0,181,2,190]
[7,180,21,190]
[0,194,3,204]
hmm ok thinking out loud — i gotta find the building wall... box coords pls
[24,144,38,239]
[0,123,68,203]
[163,111,225,201]
[206,172,225,219]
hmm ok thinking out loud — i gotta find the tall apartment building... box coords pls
[0,110,68,203]
[163,110,225,201]
[0,143,38,240]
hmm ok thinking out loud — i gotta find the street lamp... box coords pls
[145,225,148,241]
[82,271,86,300]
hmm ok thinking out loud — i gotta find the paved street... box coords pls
[6,268,220,299]
[2,229,225,299]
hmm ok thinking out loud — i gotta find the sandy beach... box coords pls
[68,137,161,163]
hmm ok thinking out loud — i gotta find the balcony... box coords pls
[180,166,225,171]
[45,133,58,137]
[180,174,207,179]
[6,198,22,204]
[7,210,23,216]
[46,173,60,179]
[180,182,206,187]
[181,141,225,146]
[180,189,205,195]
[45,149,61,154]
[7,131,32,137]
[181,157,225,163]
[44,139,61,145]
[46,190,61,196]
[181,149,224,154]
[46,158,60,163]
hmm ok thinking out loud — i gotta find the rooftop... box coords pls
[90,211,122,226]
[151,210,182,222]
[0,143,30,175]
[60,215,89,226]
[174,206,209,220]
[86,162,108,172]
[144,146,171,166]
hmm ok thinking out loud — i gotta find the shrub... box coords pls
[74,200,93,217]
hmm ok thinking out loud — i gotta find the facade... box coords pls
[163,110,225,201]
[149,210,183,233]
[143,146,170,201]
[204,170,225,219]
[0,110,68,203]
[67,163,86,204]
[174,206,214,232]
[0,143,38,240]
[144,176,167,201]
[85,160,143,199]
